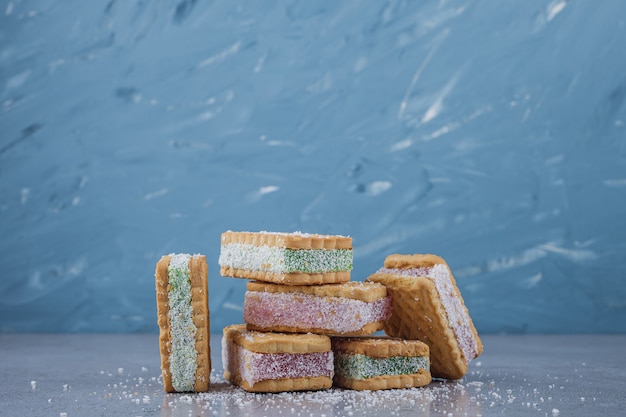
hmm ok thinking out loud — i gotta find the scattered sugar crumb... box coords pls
[85,361,581,417]
[30,381,37,390]
[552,408,560,415]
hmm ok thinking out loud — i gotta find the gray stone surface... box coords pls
[1,334,624,416]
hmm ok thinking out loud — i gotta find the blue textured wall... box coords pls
[1,1,625,333]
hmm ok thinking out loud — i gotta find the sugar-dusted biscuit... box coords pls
[331,336,431,390]
[366,254,483,380]
[218,231,352,285]
[155,254,210,392]
[244,281,391,336]
[222,324,334,393]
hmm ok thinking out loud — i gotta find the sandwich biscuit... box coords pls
[222,324,334,393]
[219,231,352,285]
[332,336,431,390]
[244,281,391,335]
[155,254,210,392]
[367,254,483,380]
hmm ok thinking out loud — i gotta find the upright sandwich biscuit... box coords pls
[244,281,392,335]
[219,231,352,285]
[222,324,334,393]
[367,254,483,380]
[332,337,431,390]
[155,254,210,392]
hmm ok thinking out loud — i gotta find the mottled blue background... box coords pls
[1,1,625,333]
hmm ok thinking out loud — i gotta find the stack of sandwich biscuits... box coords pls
[154,232,483,394]
[219,231,437,392]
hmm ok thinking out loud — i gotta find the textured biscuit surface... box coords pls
[333,371,431,391]
[247,281,387,302]
[155,256,173,391]
[229,325,331,353]
[221,231,352,249]
[375,274,466,379]
[246,321,385,337]
[367,254,482,380]
[155,254,210,392]
[384,253,446,269]
[331,336,429,358]
[189,255,211,392]
[234,376,332,393]
[220,267,351,285]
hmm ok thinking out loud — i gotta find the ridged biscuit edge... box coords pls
[246,281,387,302]
[331,337,430,358]
[383,253,447,269]
[238,376,333,393]
[333,370,431,391]
[155,255,174,393]
[221,231,352,250]
[230,327,331,354]
[220,266,351,285]
[189,255,210,392]
[246,321,385,337]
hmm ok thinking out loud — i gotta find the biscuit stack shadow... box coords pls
[218,231,432,392]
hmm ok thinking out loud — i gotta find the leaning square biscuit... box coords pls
[244,281,392,335]
[155,254,210,392]
[222,325,334,393]
[366,254,483,380]
[218,231,352,285]
[332,336,431,390]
